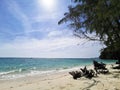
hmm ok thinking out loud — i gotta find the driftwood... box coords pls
[69,71,82,79]
[112,65,120,69]
[111,60,120,69]
[80,66,96,79]
[116,60,120,64]
[93,60,109,74]
[69,66,96,79]
[80,66,87,74]
[69,61,110,80]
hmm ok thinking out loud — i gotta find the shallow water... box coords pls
[0,58,116,80]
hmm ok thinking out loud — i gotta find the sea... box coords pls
[0,58,116,80]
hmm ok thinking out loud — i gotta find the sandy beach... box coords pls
[0,64,120,90]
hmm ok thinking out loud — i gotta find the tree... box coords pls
[58,0,120,61]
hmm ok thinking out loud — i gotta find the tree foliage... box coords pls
[58,0,120,60]
[99,46,120,60]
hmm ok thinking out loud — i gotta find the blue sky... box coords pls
[0,0,103,58]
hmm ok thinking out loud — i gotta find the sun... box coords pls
[39,0,56,12]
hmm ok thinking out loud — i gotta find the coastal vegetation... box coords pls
[58,0,120,62]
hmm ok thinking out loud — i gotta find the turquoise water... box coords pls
[0,58,116,80]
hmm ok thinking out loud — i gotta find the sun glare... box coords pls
[39,0,56,12]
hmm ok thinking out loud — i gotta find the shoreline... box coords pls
[0,63,114,80]
[0,64,120,90]
[0,64,92,81]
[0,58,116,80]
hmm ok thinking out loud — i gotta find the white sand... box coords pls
[0,64,120,90]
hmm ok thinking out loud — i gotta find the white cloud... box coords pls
[0,35,102,58]
[1,36,79,51]
[47,29,72,38]
[0,0,103,58]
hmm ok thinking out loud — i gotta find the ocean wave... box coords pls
[18,68,26,72]
[0,66,86,80]
[0,70,17,76]
[0,74,25,80]
[0,68,27,76]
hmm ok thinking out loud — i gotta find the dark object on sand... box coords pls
[69,66,96,79]
[86,69,96,79]
[116,61,120,64]
[80,66,96,79]
[80,66,87,74]
[112,59,120,69]
[69,71,82,79]
[93,60,109,74]
[112,65,120,69]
